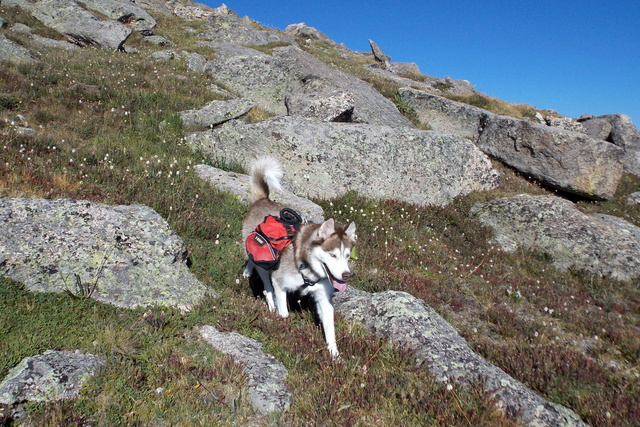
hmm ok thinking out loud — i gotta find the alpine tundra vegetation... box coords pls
[1,0,639,425]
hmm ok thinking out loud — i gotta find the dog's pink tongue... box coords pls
[332,278,347,293]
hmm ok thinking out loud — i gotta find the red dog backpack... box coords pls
[245,209,302,270]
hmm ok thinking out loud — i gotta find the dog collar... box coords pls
[298,262,320,287]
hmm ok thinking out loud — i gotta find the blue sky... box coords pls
[202,1,640,126]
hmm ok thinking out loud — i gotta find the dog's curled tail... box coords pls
[249,156,284,203]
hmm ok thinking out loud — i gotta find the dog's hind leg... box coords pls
[243,260,255,278]
[254,265,276,313]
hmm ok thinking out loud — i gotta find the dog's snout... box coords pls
[342,271,351,281]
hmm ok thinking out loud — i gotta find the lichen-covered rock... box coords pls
[627,191,640,208]
[397,86,486,140]
[194,164,324,223]
[578,113,640,176]
[196,8,294,46]
[477,114,623,200]
[0,198,212,309]
[182,50,207,73]
[285,82,355,122]
[334,289,586,426]
[80,0,157,33]
[202,42,413,127]
[179,98,254,129]
[187,116,500,206]
[0,35,36,64]
[284,22,334,45]
[0,350,104,405]
[472,194,640,280]
[22,0,132,50]
[399,87,625,200]
[200,326,293,414]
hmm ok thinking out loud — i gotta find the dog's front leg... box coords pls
[315,296,339,359]
[271,278,290,318]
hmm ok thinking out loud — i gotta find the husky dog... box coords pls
[242,157,356,359]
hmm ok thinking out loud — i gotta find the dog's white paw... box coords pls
[328,344,340,361]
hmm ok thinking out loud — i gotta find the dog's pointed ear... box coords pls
[318,218,335,239]
[346,221,356,240]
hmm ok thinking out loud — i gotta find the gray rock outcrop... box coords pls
[179,98,254,129]
[369,39,391,64]
[398,86,486,140]
[196,7,293,46]
[0,35,35,64]
[0,350,104,405]
[578,114,640,176]
[200,326,293,415]
[472,194,640,280]
[285,22,334,45]
[80,0,156,33]
[26,0,131,50]
[285,84,355,122]
[202,43,413,127]
[334,289,586,426]
[367,67,477,96]
[478,115,623,200]
[187,116,501,206]
[398,87,625,200]
[0,198,212,309]
[627,191,640,207]
[194,164,325,223]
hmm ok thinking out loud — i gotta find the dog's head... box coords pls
[312,218,356,292]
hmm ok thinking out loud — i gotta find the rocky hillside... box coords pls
[1,0,639,425]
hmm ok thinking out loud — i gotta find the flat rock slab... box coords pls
[194,164,324,223]
[334,289,586,426]
[0,350,104,405]
[187,116,500,206]
[0,198,212,310]
[200,326,293,415]
[179,98,254,130]
[472,194,640,280]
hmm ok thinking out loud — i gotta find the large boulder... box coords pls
[0,35,36,64]
[200,326,293,414]
[285,81,355,122]
[80,0,156,33]
[0,198,212,310]
[186,116,500,206]
[397,87,625,200]
[196,6,294,46]
[284,22,335,45]
[334,289,586,426]
[397,86,486,140]
[25,0,132,50]
[471,194,640,280]
[477,115,624,200]
[202,43,413,127]
[0,350,104,405]
[578,114,640,176]
[202,43,297,117]
[178,98,255,129]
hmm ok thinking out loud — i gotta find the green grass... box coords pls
[1,4,639,425]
